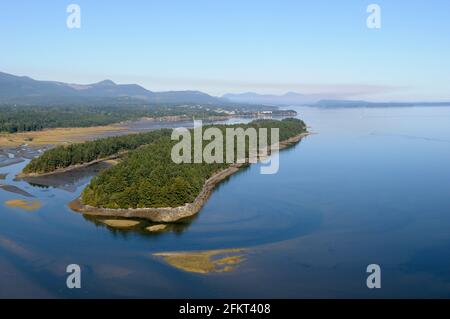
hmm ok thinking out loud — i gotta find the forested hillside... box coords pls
[22,129,173,174]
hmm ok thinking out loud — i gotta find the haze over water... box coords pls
[1,106,450,298]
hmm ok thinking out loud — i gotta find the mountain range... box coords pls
[0,71,223,105]
[2,71,449,108]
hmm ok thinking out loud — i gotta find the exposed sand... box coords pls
[101,219,141,228]
[153,248,245,274]
[5,199,42,211]
[146,224,167,232]
[103,159,121,166]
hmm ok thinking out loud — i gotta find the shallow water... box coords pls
[1,108,450,298]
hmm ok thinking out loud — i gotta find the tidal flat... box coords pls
[101,219,141,228]
[153,249,246,274]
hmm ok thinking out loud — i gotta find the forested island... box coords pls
[82,118,307,208]
[22,129,173,174]
[22,118,308,221]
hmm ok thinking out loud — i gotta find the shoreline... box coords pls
[0,112,296,148]
[0,114,228,148]
[15,113,298,179]
[69,132,310,222]
[0,111,297,149]
[16,154,122,179]
[14,115,235,179]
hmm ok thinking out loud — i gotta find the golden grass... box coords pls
[5,199,42,211]
[153,248,245,274]
[0,125,129,147]
[101,219,140,228]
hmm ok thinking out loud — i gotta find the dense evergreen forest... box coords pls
[80,118,307,209]
[23,129,173,174]
[0,105,223,133]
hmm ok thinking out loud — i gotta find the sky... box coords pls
[1,0,450,101]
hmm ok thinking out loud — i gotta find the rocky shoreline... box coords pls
[69,132,310,222]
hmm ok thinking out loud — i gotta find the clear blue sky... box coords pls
[1,0,449,101]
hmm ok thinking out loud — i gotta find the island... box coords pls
[21,118,308,222]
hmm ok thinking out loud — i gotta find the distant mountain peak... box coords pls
[0,71,226,106]
[95,79,116,86]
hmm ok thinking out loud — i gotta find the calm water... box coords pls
[1,107,450,298]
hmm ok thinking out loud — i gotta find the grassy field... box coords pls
[0,124,129,147]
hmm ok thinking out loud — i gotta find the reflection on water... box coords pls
[0,184,34,197]
[20,162,113,193]
[82,214,195,237]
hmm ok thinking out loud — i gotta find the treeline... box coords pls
[22,129,173,174]
[81,118,307,209]
[0,105,223,133]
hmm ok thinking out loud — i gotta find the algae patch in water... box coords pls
[101,219,141,228]
[5,199,42,211]
[153,248,245,274]
[146,224,167,232]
